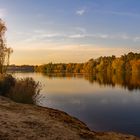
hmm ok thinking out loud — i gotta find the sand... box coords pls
[0,96,139,140]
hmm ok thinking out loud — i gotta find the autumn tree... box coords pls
[130,60,140,76]
[0,19,13,74]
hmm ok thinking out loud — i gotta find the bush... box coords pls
[0,74,41,104]
[0,74,16,95]
[7,77,41,104]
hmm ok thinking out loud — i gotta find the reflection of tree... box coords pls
[42,73,84,79]
[42,72,140,91]
[130,72,140,90]
[85,72,140,91]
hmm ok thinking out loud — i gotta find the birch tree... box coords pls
[0,19,13,74]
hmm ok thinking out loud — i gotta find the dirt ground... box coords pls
[0,96,139,140]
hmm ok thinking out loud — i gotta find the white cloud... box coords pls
[40,33,63,38]
[96,34,110,39]
[68,33,140,42]
[12,26,140,44]
[34,30,45,34]
[119,34,130,40]
[69,33,111,39]
[133,36,140,42]
[69,34,86,38]
[0,8,6,18]
[23,31,66,43]
[75,27,86,33]
[76,9,86,16]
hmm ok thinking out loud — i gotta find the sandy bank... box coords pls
[0,96,139,140]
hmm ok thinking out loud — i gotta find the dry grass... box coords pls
[0,74,41,104]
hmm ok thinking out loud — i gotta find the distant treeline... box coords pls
[8,65,35,72]
[35,52,140,75]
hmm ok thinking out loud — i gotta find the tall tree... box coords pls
[0,19,13,74]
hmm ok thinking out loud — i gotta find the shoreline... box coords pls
[0,96,139,140]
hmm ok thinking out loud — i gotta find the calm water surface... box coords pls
[14,72,140,136]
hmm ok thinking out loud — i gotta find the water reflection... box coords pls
[13,72,140,137]
[42,72,140,91]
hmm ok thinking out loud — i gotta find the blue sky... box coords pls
[0,0,140,64]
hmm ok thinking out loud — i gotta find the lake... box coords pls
[13,72,140,136]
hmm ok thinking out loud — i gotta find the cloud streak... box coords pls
[94,10,140,18]
[13,27,140,44]
[107,11,140,17]
[133,37,140,42]
[68,32,140,42]
[25,32,140,43]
